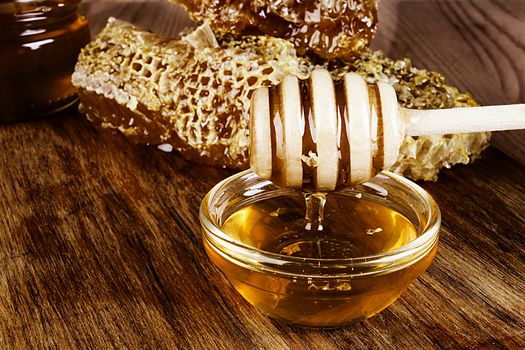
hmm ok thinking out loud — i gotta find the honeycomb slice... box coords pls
[170,0,378,59]
[72,19,490,181]
[73,18,309,168]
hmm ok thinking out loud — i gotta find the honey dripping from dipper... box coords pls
[242,66,525,259]
[222,67,525,290]
[223,69,417,259]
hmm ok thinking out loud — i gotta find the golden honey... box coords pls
[222,193,418,257]
[200,171,440,328]
[205,190,437,327]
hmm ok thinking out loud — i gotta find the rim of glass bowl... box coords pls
[200,170,440,278]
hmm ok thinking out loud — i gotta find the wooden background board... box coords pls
[371,0,525,164]
[0,0,524,349]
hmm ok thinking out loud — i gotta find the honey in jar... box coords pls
[0,0,90,122]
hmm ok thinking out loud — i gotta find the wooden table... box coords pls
[1,1,524,348]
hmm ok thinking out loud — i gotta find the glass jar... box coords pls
[0,0,90,122]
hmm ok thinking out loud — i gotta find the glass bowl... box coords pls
[200,170,440,328]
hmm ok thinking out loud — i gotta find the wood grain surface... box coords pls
[0,0,524,349]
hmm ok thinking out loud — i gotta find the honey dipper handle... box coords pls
[402,104,525,136]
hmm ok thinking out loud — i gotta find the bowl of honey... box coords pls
[200,170,440,328]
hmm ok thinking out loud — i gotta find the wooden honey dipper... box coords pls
[250,69,525,190]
